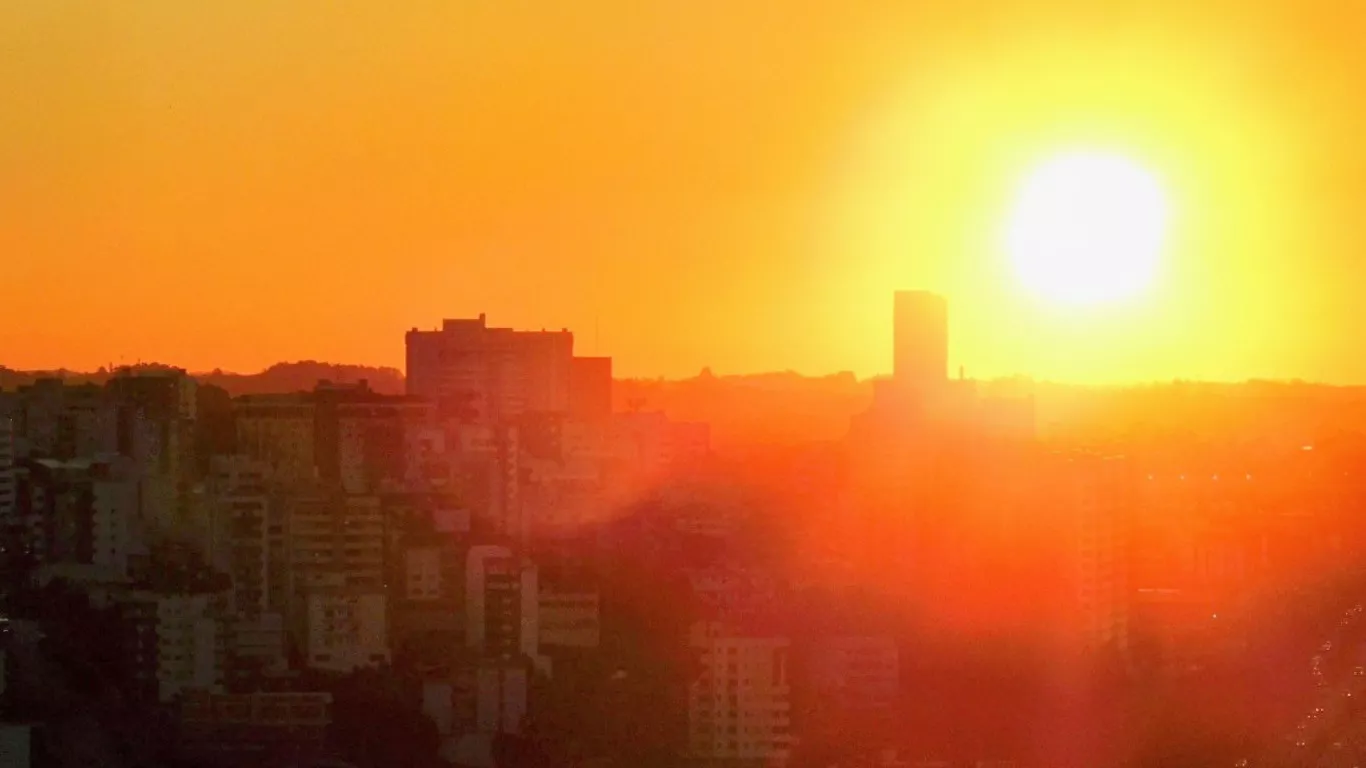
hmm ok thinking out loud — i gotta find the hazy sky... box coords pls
[4,1,1365,382]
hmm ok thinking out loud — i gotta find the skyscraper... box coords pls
[892,290,948,388]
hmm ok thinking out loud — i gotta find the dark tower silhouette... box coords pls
[893,290,948,387]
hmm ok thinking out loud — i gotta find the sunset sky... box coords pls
[4,1,1365,383]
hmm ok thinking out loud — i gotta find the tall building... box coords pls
[234,394,317,485]
[892,290,948,388]
[447,423,523,539]
[0,404,15,527]
[104,368,198,485]
[850,290,1034,445]
[382,491,469,643]
[13,455,141,577]
[286,494,386,593]
[152,591,227,702]
[406,315,575,422]
[234,380,434,492]
[1077,458,1133,654]
[12,379,114,460]
[104,591,160,702]
[406,315,614,424]
[687,619,793,764]
[1040,453,1134,655]
[314,380,434,493]
[465,545,539,661]
[205,456,271,618]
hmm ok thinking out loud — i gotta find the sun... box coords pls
[1006,150,1168,306]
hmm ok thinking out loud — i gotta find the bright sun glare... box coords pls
[1007,151,1168,306]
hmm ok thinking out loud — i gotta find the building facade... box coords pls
[301,585,389,673]
[154,592,226,702]
[0,405,15,526]
[537,588,600,650]
[465,545,539,661]
[688,620,794,764]
[892,290,948,389]
[406,315,575,422]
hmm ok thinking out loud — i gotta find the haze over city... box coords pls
[9,3,1366,768]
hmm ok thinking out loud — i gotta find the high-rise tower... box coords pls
[892,290,948,388]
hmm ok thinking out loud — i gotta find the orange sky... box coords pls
[3,1,1364,382]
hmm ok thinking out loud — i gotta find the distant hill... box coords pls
[197,362,405,396]
[0,361,405,397]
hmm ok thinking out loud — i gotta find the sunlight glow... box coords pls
[1007,151,1168,306]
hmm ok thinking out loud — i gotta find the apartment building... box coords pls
[153,592,226,702]
[13,455,140,578]
[465,545,539,662]
[688,619,794,764]
[405,315,574,422]
[300,574,389,673]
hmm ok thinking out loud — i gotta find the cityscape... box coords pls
[4,294,1366,767]
[8,3,1366,768]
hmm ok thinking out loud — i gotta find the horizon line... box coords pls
[1,361,1363,390]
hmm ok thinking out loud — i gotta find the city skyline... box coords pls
[0,287,1357,387]
[10,4,1366,767]
[6,2,1366,382]
[5,275,1357,767]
